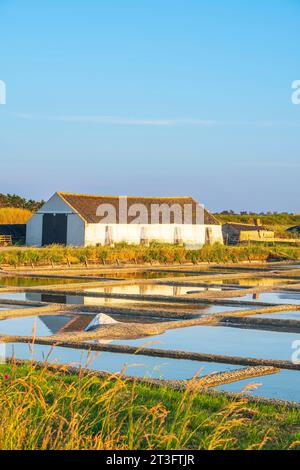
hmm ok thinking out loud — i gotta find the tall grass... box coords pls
[0,359,297,450]
[0,207,32,224]
[0,241,299,267]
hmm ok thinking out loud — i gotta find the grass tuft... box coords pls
[0,359,299,450]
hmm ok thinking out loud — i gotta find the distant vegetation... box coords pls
[0,193,43,225]
[215,211,300,228]
[0,208,32,224]
[0,193,43,212]
[214,212,300,239]
[0,361,300,450]
[0,242,299,267]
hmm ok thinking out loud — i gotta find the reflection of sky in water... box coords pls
[5,341,300,402]
[0,292,253,315]
[270,264,300,271]
[254,311,300,321]
[0,315,74,337]
[0,304,29,310]
[229,291,300,305]
[112,325,300,361]
[217,369,300,403]
[5,342,240,380]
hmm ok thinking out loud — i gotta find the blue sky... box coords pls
[0,0,299,212]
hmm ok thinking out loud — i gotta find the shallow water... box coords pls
[4,342,240,380]
[79,270,216,280]
[83,284,227,296]
[0,312,146,336]
[1,269,300,402]
[192,277,298,288]
[0,292,253,315]
[0,304,30,310]
[0,315,74,336]
[229,291,300,305]
[270,264,300,271]
[112,324,300,361]
[0,276,89,288]
[253,311,300,321]
[3,340,300,401]
[217,369,300,403]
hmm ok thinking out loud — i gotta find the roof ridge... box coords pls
[59,192,193,199]
[57,192,86,222]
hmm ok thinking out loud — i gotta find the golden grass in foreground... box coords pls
[0,359,300,450]
[0,207,32,224]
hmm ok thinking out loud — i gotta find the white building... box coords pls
[26,192,223,247]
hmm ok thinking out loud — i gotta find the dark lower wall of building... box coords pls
[0,224,26,244]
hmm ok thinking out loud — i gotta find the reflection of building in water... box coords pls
[38,314,93,335]
[173,286,181,296]
[92,339,113,345]
[84,284,190,298]
[139,285,148,295]
[38,315,73,334]
[26,292,84,304]
[38,313,119,335]
[39,313,122,334]
[104,287,113,295]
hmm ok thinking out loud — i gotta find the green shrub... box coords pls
[1,241,300,268]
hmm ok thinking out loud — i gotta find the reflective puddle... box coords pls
[253,311,300,321]
[111,325,299,361]
[0,292,254,315]
[78,270,216,280]
[186,278,298,288]
[0,304,31,310]
[217,369,300,403]
[4,342,241,380]
[229,291,300,305]
[0,312,148,337]
[0,276,90,288]
[0,315,75,336]
[83,284,229,296]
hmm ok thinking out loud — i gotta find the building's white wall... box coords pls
[67,214,85,246]
[84,223,223,247]
[206,225,223,244]
[26,192,223,248]
[85,224,106,246]
[26,214,43,246]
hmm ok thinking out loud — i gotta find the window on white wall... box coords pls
[105,226,114,246]
[205,227,213,245]
[140,227,149,246]
[174,227,183,244]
